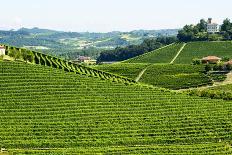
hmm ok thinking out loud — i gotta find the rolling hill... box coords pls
[174,41,232,64]
[0,45,232,154]
[123,43,184,63]
[1,60,232,154]
[124,41,232,64]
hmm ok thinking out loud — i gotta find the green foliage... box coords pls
[192,58,201,65]
[21,49,34,63]
[8,48,21,60]
[139,64,212,89]
[124,43,184,63]
[177,18,232,42]
[205,64,212,72]
[225,64,232,71]
[0,61,232,154]
[208,72,227,82]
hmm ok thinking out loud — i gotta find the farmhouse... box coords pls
[0,46,5,56]
[207,18,220,33]
[201,56,221,64]
[72,56,96,65]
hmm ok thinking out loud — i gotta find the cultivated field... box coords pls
[174,41,232,64]
[93,63,150,80]
[124,43,184,63]
[0,61,232,154]
[139,64,213,89]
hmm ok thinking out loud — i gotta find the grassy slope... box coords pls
[93,63,150,80]
[0,61,232,154]
[123,43,184,63]
[175,41,232,64]
[139,64,212,89]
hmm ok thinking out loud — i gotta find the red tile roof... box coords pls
[202,56,221,61]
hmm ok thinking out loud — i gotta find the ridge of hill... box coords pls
[123,43,184,63]
[2,44,135,84]
[174,41,232,64]
[122,41,232,64]
[0,60,232,154]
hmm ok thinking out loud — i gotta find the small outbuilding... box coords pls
[0,45,5,56]
[201,56,221,64]
[225,60,232,65]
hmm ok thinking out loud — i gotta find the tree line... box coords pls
[177,18,232,42]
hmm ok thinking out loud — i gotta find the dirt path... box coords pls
[170,43,186,64]
[135,67,148,82]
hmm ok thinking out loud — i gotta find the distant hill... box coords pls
[0,27,178,60]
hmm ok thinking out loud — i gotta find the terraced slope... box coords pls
[175,41,232,64]
[3,45,135,84]
[93,63,150,80]
[139,64,213,89]
[123,43,184,63]
[1,61,232,154]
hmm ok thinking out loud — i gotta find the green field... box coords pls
[139,64,213,89]
[1,61,232,154]
[123,43,184,63]
[174,41,232,64]
[93,63,150,79]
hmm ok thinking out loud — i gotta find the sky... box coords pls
[0,0,231,32]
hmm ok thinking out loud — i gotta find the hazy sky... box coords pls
[0,0,231,32]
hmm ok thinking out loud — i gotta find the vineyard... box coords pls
[93,63,150,80]
[0,61,232,154]
[123,43,184,63]
[174,41,232,64]
[2,45,135,84]
[138,64,213,89]
[188,84,232,100]
[123,41,232,65]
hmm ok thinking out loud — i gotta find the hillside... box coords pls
[93,63,150,80]
[174,41,232,64]
[123,43,184,63]
[1,60,232,154]
[123,41,232,64]
[139,64,213,89]
[0,28,178,60]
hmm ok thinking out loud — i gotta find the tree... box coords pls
[8,48,21,60]
[221,18,232,32]
[196,19,207,32]
[21,49,34,63]
[192,58,201,65]
[205,64,212,72]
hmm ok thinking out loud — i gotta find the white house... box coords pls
[207,18,220,33]
[0,46,5,56]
